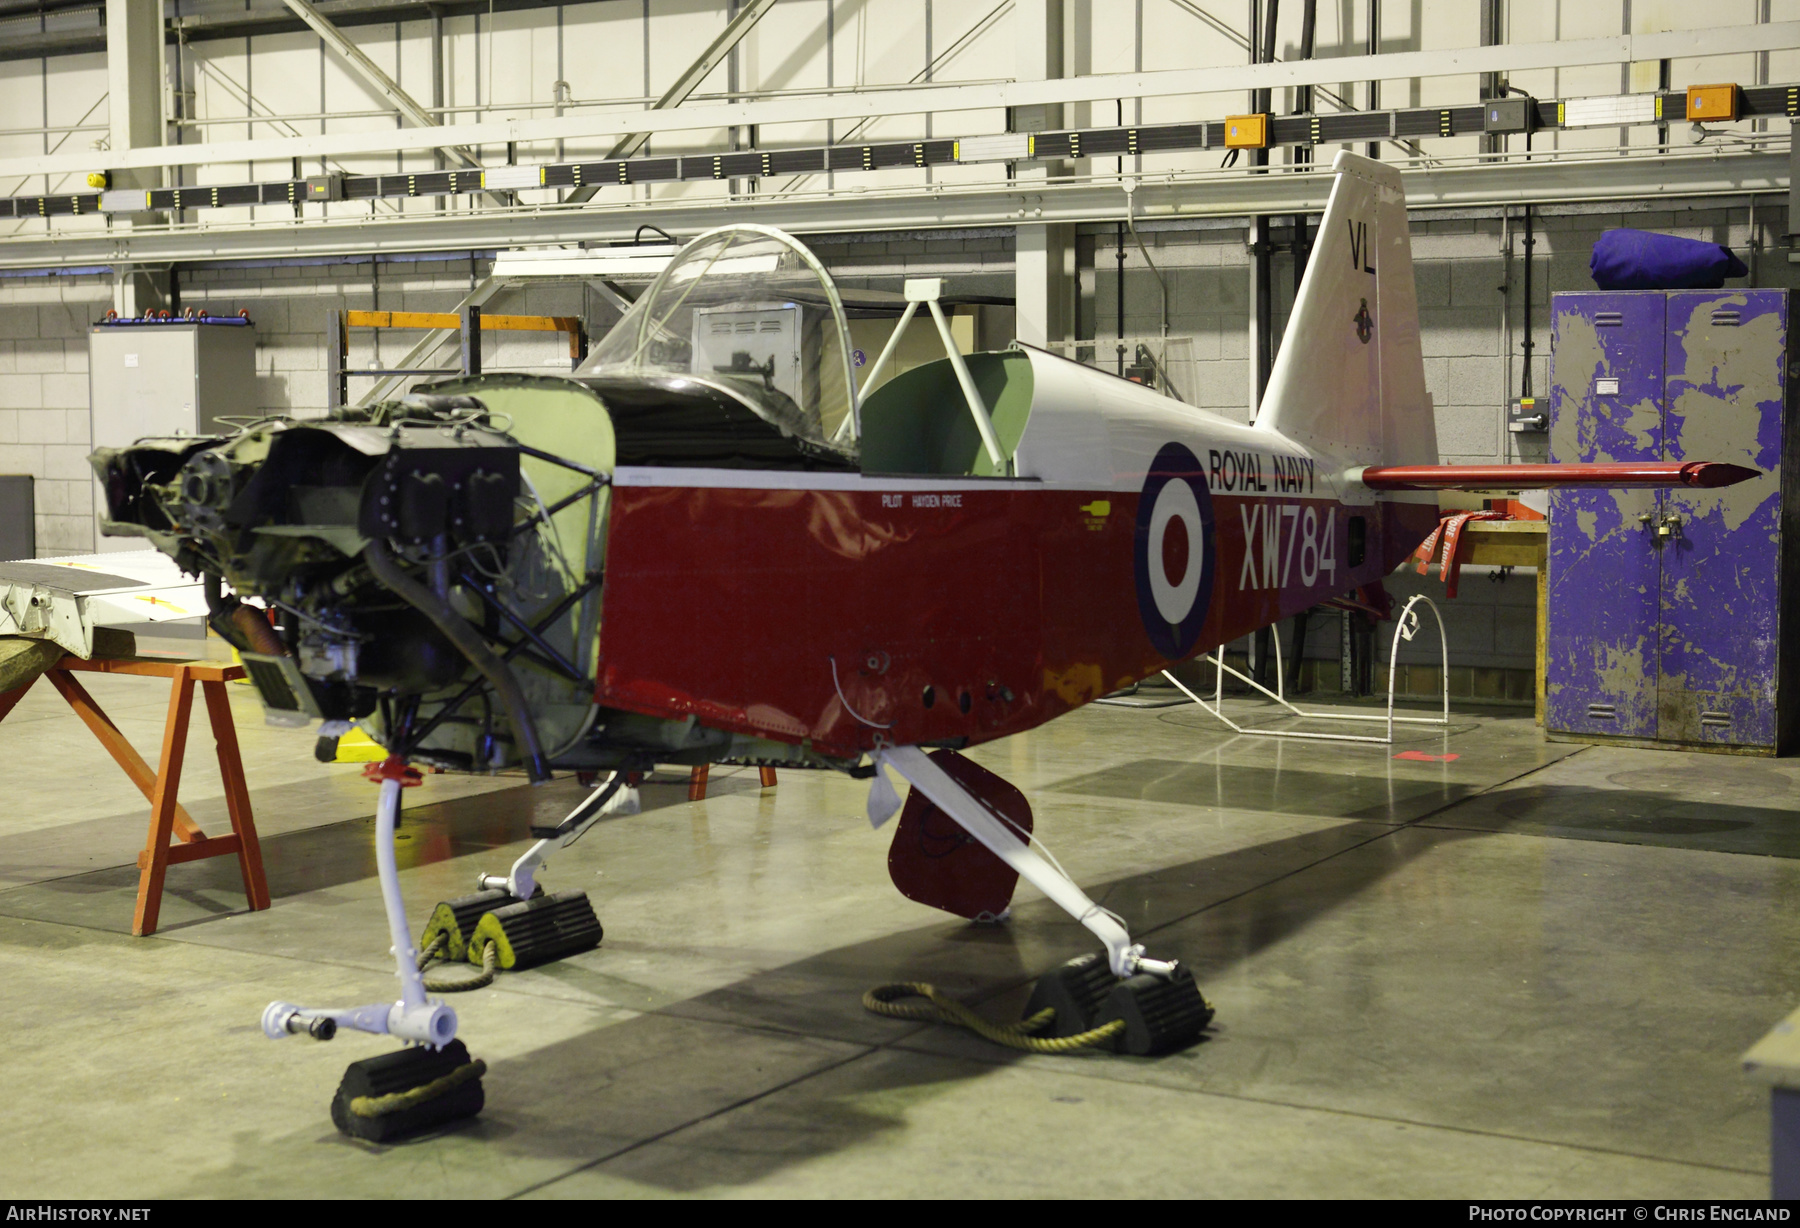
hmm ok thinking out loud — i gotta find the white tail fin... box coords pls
[1257,151,1437,470]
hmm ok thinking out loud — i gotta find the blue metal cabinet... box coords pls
[1546,289,1796,753]
[1545,292,1666,740]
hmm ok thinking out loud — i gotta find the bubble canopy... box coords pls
[578,225,861,449]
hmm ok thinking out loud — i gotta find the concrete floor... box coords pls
[1,641,1793,1198]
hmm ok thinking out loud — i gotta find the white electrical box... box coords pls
[89,319,258,553]
[692,304,802,409]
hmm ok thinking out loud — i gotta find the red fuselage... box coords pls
[595,468,1438,761]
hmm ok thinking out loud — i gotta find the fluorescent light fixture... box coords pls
[491,245,678,279]
[667,253,781,279]
[100,188,149,213]
[1560,94,1657,128]
[482,164,547,190]
[954,133,1031,163]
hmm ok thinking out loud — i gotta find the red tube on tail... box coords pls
[1356,462,1758,492]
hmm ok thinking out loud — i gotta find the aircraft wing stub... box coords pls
[1354,462,1758,491]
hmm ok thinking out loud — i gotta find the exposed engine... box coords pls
[90,376,845,779]
[89,225,875,780]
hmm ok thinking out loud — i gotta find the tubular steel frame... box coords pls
[1164,593,1451,746]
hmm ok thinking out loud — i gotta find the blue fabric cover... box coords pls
[1590,228,1749,290]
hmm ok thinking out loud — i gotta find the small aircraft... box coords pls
[87,151,1752,1139]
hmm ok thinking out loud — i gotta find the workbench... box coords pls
[0,650,269,935]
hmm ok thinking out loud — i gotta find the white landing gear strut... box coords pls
[876,746,1172,980]
[478,771,640,902]
[262,760,456,1047]
[871,746,1213,1054]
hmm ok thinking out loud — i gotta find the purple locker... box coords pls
[1661,291,1789,745]
[1547,289,1795,753]
[1546,293,1665,739]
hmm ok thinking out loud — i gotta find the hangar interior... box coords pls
[2,0,1800,1200]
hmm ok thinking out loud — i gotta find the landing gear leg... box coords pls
[478,770,638,901]
[416,773,628,974]
[877,746,1214,1054]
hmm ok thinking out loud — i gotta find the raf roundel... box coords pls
[1133,442,1216,659]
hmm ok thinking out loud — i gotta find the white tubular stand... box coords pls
[262,771,457,1048]
[840,300,918,438]
[837,276,1009,473]
[922,294,1006,471]
[1167,593,1450,746]
[877,745,1172,980]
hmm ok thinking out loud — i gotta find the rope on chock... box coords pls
[862,982,1126,1053]
[418,932,498,993]
[348,1058,489,1119]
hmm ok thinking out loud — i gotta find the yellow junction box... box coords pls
[1687,83,1741,123]
[1223,114,1269,149]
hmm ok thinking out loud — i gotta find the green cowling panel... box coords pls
[426,374,616,576]
[858,351,1035,476]
[416,374,615,757]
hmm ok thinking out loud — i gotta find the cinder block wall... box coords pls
[806,229,1019,300]
[1094,199,1792,463]
[0,260,598,556]
[0,273,110,557]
